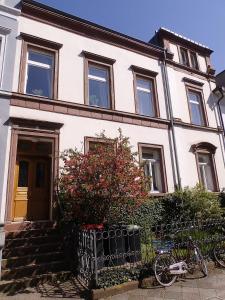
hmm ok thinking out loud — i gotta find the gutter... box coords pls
[162,49,182,189]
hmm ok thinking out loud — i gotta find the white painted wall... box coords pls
[13,16,168,119]
[198,55,207,73]
[9,106,175,194]
[1,13,223,223]
[167,66,218,127]
[169,42,179,63]
[175,126,225,189]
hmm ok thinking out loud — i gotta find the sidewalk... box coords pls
[102,268,225,300]
[1,268,225,300]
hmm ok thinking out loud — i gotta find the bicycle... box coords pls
[153,234,208,287]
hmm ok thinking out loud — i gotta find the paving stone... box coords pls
[198,288,217,299]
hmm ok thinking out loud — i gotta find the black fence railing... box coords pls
[76,219,225,289]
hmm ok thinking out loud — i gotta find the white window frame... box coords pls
[198,154,214,192]
[24,49,54,97]
[88,64,110,107]
[136,77,154,116]
[143,158,161,193]
[188,90,204,125]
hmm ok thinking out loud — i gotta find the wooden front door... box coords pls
[13,156,51,221]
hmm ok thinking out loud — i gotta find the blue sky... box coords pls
[36,0,224,74]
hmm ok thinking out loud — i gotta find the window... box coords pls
[180,47,189,67]
[187,89,206,126]
[136,77,155,117]
[88,64,110,108]
[140,145,167,193]
[179,47,199,70]
[190,51,199,70]
[132,66,159,118]
[83,51,115,109]
[25,49,54,98]
[197,153,214,191]
[85,137,114,153]
[19,33,62,99]
[191,142,219,192]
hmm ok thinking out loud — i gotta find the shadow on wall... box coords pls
[0,97,10,220]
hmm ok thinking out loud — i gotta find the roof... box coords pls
[150,27,213,55]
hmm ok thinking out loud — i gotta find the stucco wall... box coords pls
[9,105,175,192]
[14,16,169,118]
[167,66,218,128]
[174,126,225,189]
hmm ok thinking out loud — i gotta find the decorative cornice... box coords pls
[20,32,63,50]
[191,142,217,154]
[166,59,215,80]
[183,77,204,87]
[0,4,20,17]
[0,25,11,35]
[8,117,63,130]
[130,65,158,77]
[10,92,170,130]
[21,0,165,60]
[82,51,116,65]
[174,119,222,133]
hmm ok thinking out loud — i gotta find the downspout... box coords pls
[161,50,182,189]
[216,87,225,135]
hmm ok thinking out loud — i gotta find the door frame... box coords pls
[5,117,63,222]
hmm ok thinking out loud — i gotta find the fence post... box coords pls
[93,230,98,287]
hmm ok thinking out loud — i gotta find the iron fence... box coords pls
[76,219,225,288]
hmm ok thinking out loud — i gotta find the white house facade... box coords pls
[0,0,225,224]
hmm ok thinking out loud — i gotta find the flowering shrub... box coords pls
[58,130,149,224]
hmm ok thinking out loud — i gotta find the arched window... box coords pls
[191,142,219,192]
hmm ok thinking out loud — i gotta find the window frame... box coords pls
[185,84,208,127]
[138,143,167,194]
[132,65,160,118]
[83,51,115,110]
[178,46,199,70]
[84,136,115,154]
[192,142,219,192]
[19,34,62,99]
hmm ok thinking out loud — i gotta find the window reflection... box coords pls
[18,161,29,187]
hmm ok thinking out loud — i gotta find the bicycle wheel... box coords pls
[154,253,177,287]
[213,240,225,268]
[194,247,208,277]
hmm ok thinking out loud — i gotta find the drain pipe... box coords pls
[214,86,225,136]
[162,50,182,189]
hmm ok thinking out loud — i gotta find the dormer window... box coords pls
[179,47,199,70]
[180,47,189,67]
[190,51,199,70]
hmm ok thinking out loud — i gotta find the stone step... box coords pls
[3,242,63,258]
[5,234,62,248]
[0,270,72,294]
[2,260,70,280]
[5,228,59,239]
[2,251,64,269]
[4,221,58,232]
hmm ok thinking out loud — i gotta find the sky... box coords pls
[36,0,224,74]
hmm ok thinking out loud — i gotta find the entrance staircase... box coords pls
[0,221,72,293]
